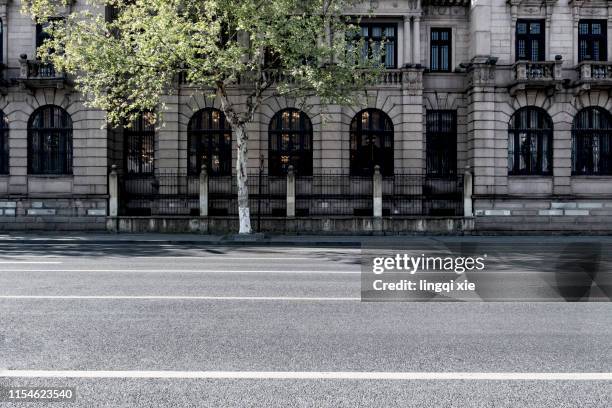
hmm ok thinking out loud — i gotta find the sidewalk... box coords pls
[0,232,610,246]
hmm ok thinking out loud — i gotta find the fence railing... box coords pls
[120,171,199,216]
[19,55,66,80]
[513,60,562,82]
[117,168,464,217]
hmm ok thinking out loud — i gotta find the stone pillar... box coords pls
[109,165,119,217]
[466,60,499,200]
[287,165,296,218]
[469,1,492,60]
[403,16,412,66]
[412,17,421,65]
[199,165,208,217]
[373,165,382,218]
[464,166,473,217]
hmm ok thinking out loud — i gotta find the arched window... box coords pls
[0,110,8,174]
[269,109,313,176]
[28,105,72,175]
[188,108,232,176]
[350,109,393,176]
[572,107,612,175]
[125,113,155,175]
[508,107,553,175]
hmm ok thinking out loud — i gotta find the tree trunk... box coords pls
[235,124,252,234]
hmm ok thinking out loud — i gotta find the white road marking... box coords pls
[0,257,318,261]
[1,370,610,381]
[0,269,360,274]
[0,261,62,264]
[0,295,360,301]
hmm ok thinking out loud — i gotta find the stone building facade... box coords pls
[1,0,612,233]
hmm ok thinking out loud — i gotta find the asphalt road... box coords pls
[0,238,610,407]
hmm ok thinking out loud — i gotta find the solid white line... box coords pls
[1,370,610,381]
[0,269,360,274]
[0,295,360,301]
[1,257,318,261]
[0,261,62,264]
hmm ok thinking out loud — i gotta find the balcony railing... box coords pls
[18,55,67,85]
[577,61,612,82]
[510,59,563,95]
[513,60,562,82]
[180,67,420,88]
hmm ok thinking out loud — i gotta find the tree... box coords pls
[24,0,384,234]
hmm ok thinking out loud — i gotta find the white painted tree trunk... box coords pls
[235,124,252,234]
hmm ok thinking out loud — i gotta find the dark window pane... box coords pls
[578,20,607,62]
[268,109,313,176]
[28,106,72,175]
[427,110,457,177]
[357,23,397,68]
[516,19,545,61]
[430,28,452,72]
[187,108,232,175]
[572,107,612,175]
[350,109,394,176]
[508,107,553,175]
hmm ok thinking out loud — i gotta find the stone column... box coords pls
[109,165,119,217]
[199,165,208,217]
[412,17,421,66]
[466,60,499,200]
[469,0,492,60]
[403,16,412,66]
[373,165,382,218]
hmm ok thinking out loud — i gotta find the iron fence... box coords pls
[208,174,287,217]
[296,174,373,216]
[382,175,464,216]
[120,171,199,216]
[120,170,464,217]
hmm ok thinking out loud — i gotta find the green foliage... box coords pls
[23,0,385,126]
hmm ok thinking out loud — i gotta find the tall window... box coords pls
[28,105,73,175]
[516,19,545,61]
[0,19,4,64]
[358,23,397,68]
[426,110,457,177]
[105,5,120,23]
[572,107,612,175]
[125,114,155,175]
[0,110,8,174]
[188,108,232,176]
[35,19,62,77]
[350,109,394,176]
[269,109,313,176]
[508,107,553,175]
[430,28,452,72]
[579,20,607,62]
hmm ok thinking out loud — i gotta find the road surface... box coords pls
[0,237,610,407]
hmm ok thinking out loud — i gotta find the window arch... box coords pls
[572,107,612,175]
[28,105,72,175]
[125,113,155,175]
[508,107,553,175]
[350,109,393,176]
[269,109,313,176]
[188,108,232,176]
[0,110,7,174]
